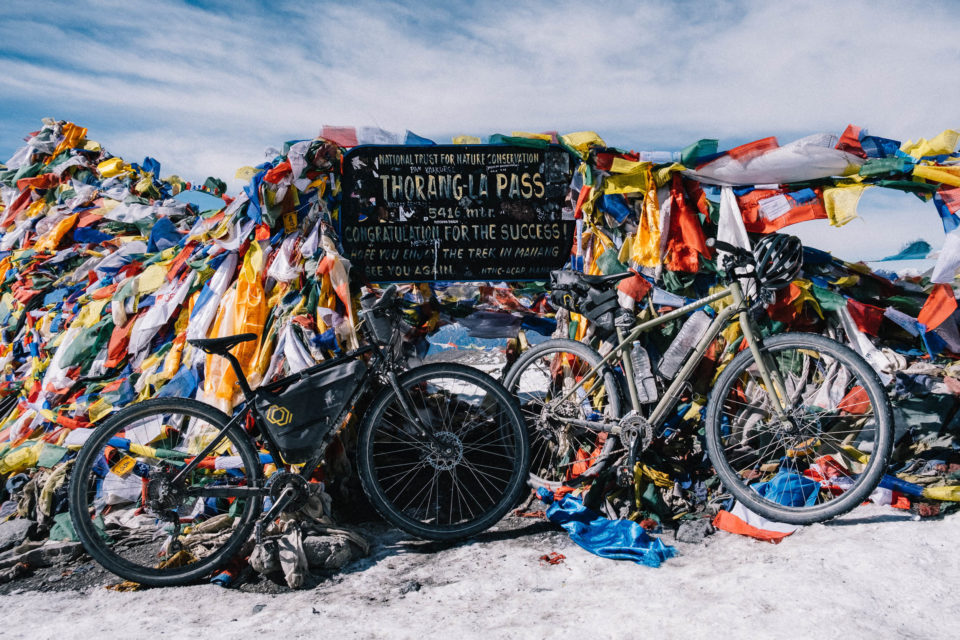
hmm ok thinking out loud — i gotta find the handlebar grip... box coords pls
[361,285,400,313]
[707,238,752,258]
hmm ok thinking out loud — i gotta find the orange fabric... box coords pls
[726,137,779,162]
[77,211,104,227]
[712,510,791,543]
[105,315,137,369]
[34,213,79,252]
[44,122,87,164]
[665,175,712,272]
[940,186,960,213]
[2,190,33,224]
[16,173,61,192]
[216,247,266,401]
[891,494,911,510]
[262,160,292,184]
[165,242,196,282]
[617,270,652,300]
[91,283,118,300]
[838,386,870,415]
[836,124,867,158]
[574,185,592,220]
[316,255,352,317]
[917,283,957,330]
[738,188,827,234]
[569,447,592,479]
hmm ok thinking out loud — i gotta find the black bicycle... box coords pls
[69,285,530,587]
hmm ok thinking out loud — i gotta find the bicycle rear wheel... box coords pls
[502,339,623,489]
[68,398,263,586]
[357,363,529,541]
[705,332,893,524]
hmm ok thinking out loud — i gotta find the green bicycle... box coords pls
[504,234,893,525]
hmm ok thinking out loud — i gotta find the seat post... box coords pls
[222,350,255,400]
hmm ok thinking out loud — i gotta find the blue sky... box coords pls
[1,0,958,261]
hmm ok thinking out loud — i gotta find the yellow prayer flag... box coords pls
[912,164,960,188]
[560,131,605,155]
[97,157,131,178]
[452,136,482,145]
[609,157,648,174]
[511,131,553,141]
[901,129,960,159]
[603,172,648,195]
[235,166,260,181]
[88,398,114,423]
[830,275,860,288]
[137,264,168,295]
[823,183,869,227]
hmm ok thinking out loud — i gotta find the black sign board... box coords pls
[339,144,576,282]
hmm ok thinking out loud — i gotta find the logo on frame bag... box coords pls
[265,405,293,427]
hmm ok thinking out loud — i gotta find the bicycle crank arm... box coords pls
[253,485,297,544]
[184,486,269,498]
[553,416,622,435]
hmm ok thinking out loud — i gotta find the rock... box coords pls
[399,580,422,594]
[0,540,81,571]
[302,535,353,570]
[676,519,715,544]
[0,519,33,553]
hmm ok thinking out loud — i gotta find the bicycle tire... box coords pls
[705,332,893,525]
[357,363,530,541]
[502,338,624,489]
[68,398,263,586]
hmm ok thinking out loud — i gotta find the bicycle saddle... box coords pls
[188,333,258,354]
[580,271,633,287]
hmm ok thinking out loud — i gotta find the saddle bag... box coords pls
[549,270,619,336]
[256,359,367,463]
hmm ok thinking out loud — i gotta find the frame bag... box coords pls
[256,360,367,463]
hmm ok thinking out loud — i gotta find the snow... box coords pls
[2,505,958,639]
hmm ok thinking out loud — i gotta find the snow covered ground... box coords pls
[2,504,958,640]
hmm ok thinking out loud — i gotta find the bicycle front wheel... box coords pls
[357,363,530,541]
[705,332,893,525]
[502,338,623,489]
[68,398,263,586]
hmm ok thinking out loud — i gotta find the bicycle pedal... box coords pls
[616,464,634,488]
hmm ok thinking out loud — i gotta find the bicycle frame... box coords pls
[554,280,791,435]
[173,319,433,505]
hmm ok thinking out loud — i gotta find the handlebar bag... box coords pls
[256,359,367,463]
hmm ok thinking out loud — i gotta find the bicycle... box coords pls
[69,285,530,587]
[504,234,893,525]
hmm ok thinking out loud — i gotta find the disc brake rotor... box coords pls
[426,431,464,470]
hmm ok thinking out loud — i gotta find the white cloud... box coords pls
[1,0,958,259]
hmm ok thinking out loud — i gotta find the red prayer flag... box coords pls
[617,270,652,300]
[917,283,958,330]
[725,136,779,162]
[835,124,867,159]
[940,186,960,214]
[846,298,884,336]
[665,175,712,272]
[321,126,359,148]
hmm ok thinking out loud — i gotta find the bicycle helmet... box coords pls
[752,233,803,290]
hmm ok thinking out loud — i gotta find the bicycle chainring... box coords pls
[266,472,311,512]
[619,410,654,459]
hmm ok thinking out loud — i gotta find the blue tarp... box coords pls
[537,488,677,567]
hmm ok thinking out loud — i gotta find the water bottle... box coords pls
[658,311,712,379]
[631,345,659,404]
